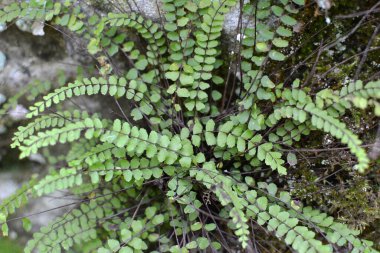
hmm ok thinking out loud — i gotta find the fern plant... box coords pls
[0,0,379,252]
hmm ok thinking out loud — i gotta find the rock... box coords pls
[29,153,46,164]
[0,23,6,32]
[0,172,19,200]
[27,191,73,232]
[15,19,30,33]
[90,0,246,37]
[317,0,332,10]
[0,125,6,134]
[129,0,162,20]
[7,66,30,86]
[0,93,6,104]
[0,51,6,71]
[31,21,45,36]
[0,170,72,235]
[0,26,80,93]
[8,105,28,121]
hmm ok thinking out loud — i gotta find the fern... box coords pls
[33,167,83,196]
[25,197,113,253]
[317,80,380,116]
[12,110,92,146]
[0,0,379,252]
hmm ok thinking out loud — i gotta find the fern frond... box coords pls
[189,162,250,248]
[183,0,237,112]
[25,200,105,253]
[0,1,59,24]
[299,206,377,253]
[66,138,98,162]
[69,142,120,167]
[16,118,106,158]
[239,0,305,107]
[244,190,332,253]
[317,80,380,115]
[87,156,164,184]
[12,110,91,147]
[16,118,195,170]
[27,76,149,117]
[101,119,194,166]
[257,143,287,175]
[257,184,379,253]
[202,119,263,155]
[273,120,312,146]
[162,0,196,65]
[339,80,380,101]
[266,104,369,172]
[33,167,83,196]
[102,12,166,62]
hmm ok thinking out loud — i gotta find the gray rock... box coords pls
[15,19,31,33]
[0,23,6,32]
[0,125,6,134]
[31,21,45,36]
[0,51,6,71]
[0,93,5,104]
[0,26,80,93]
[0,172,19,200]
[27,191,73,232]
[316,0,332,10]
[29,153,46,164]
[109,0,243,36]
[8,104,28,121]
[0,170,73,235]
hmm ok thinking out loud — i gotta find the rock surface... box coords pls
[0,169,73,241]
[0,26,79,95]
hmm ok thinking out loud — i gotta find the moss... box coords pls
[292,167,380,231]
[280,0,380,91]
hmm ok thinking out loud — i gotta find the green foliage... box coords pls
[0,237,23,253]
[0,0,379,252]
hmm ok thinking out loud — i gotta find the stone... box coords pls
[0,26,79,93]
[8,104,28,121]
[317,0,332,10]
[0,23,6,32]
[15,19,30,33]
[29,153,46,164]
[92,0,245,37]
[0,51,6,71]
[0,93,6,104]
[0,170,72,235]
[0,172,19,200]
[31,21,45,36]
[0,125,6,134]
